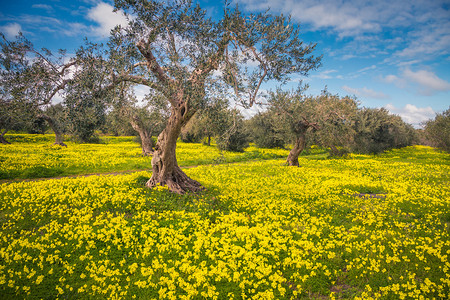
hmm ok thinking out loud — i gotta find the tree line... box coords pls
[1,0,448,193]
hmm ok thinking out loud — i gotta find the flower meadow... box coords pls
[0,134,290,180]
[0,142,449,299]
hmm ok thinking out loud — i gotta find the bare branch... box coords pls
[247,46,268,107]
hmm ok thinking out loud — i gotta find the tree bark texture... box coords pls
[145,105,204,194]
[129,116,154,156]
[0,129,10,144]
[39,114,67,147]
[287,133,306,167]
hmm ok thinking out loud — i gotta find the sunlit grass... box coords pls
[0,145,448,299]
[0,134,293,180]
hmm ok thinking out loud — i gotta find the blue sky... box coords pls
[1,0,449,127]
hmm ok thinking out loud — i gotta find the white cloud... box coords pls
[342,85,389,99]
[2,14,88,38]
[357,65,376,73]
[312,69,338,79]
[0,23,22,39]
[382,68,450,95]
[86,2,129,37]
[385,103,435,127]
[380,74,407,89]
[395,25,450,59]
[32,4,54,13]
[236,0,404,37]
[237,0,450,62]
[341,54,356,60]
[52,92,65,105]
[402,68,450,95]
[382,75,399,83]
[62,23,90,37]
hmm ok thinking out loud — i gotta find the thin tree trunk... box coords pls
[39,114,67,147]
[207,135,211,146]
[146,106,204,194]
[129,116,154,156]
[0,129,10,144]
[287,133,306,167]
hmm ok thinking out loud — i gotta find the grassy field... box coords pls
[0,135,449,299]
[0,134,296,180]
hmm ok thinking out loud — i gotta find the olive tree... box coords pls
[353,108,416,154]
[0,33,78,146]
[216,108,249,152]
[423,108,449,152]
[180,98,231,145]
[104,0,321,193]
[247,111,286,148]
[269,88,358,166]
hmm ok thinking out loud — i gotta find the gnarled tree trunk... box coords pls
[145,105,204,194]
[39,114,67,147]
[0,129,10,144]
[129,115,154,156]
[287,133,306,167]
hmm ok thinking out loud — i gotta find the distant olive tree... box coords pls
[216,109,249,152]
[353,108,416,154]
[180,98,230,146]
[423,107,450,152]
[268,88,358,166]
[0,33,78,146]
[247,111,286,149]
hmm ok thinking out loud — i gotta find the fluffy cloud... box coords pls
[383,68,450,95]
[385,103,435,127]
[0,23,22,39]
[380,74,407,89]
[87,2,129,37]
[342,85,389,99]
[402,68,450,95]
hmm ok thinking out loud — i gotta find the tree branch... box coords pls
[109,73,162,93]
[136,39,174,87]
[247,46,267,107]
[190,34,230,84]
